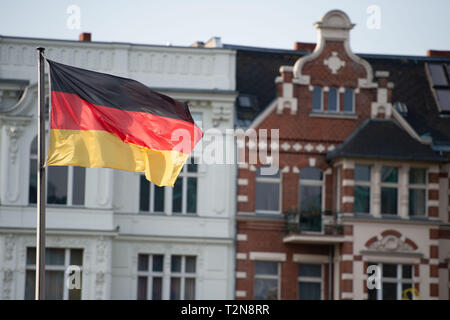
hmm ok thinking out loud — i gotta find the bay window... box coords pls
[381,167,398,215]
[354,165,371,214]
[409,168,427,217]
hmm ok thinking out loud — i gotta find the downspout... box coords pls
[329,244,334,300]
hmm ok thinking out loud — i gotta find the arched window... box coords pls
[29,137,85,206]
[298,167,323,213]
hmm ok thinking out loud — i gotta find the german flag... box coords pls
[46,59,203,186]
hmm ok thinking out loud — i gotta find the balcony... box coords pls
[283,210,344,244]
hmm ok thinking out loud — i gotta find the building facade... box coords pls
[0,35,237,299]
[233,10,450,300]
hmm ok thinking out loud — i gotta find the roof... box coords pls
[229,44,450,147]
[325,119,447,163]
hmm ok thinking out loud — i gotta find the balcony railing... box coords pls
[284,210,343,235]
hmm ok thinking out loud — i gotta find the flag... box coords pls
[46,59,203,187]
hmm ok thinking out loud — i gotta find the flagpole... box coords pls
[36,47,46,300]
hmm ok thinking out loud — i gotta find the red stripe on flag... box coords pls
[50,91,202,154]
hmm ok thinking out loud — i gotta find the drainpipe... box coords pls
[328,244,334,300]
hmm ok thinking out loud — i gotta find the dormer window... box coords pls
[427,63,450,113]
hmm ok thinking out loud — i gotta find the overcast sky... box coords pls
[1,0,449,56]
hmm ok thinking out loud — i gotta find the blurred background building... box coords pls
[232,10,450,300]
[0,34,237,299]
[0,9,449,300]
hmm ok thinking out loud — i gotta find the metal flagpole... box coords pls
[36,47,46,300]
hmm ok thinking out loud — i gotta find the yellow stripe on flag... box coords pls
[46,129,188,187]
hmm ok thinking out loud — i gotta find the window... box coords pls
[255,166,281,213]
[427,63,450,112]
[170,255,196,300]
[298,264,322,300]
[139,176,165,213]
[428,64,448,86]
[137,254,164,300]
[368,263,413,300]
[409,168,427,217]
[381,167,398,215]
[25,247,83,300]
[29,137,85,206]
[312,86,323,111]
[138,159,198,215]
[436,89,450,112]
[254,261,279,300]
[343,88,354,113]
[136,254,197,300]
[191,112,203,130]
[328,87,339,112]
[173,162,198,214]
[299,167,323,213]
[354,165,371,214]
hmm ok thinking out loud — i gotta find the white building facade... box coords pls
[0,35,237,299]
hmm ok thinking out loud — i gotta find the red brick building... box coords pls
[232,10,450,300]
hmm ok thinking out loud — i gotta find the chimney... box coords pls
[190,41,205,48]
[294,42,316,52]
[79,32,91,42]
[427,50,450,58]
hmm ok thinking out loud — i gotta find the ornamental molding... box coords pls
[292,10,376,89]
[324,51,346,74]
[367,235,414,253]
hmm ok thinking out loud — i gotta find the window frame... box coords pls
[298,167,324,214]
[137,254,164,300]
[327,87,339,113]
[312,86,323,112]
[253,261,280,300]
[408,168,428,218]
[297,263,323,300]
[25,247,83,300]
[169,255,197,300]
[343,88,355,113]
[139,176,166,214]
[427,63,450,113]
[354,165,371,214]
[369,263,414,300]
[255,166,282,214]
[29,137,86,207]
[138,158,199,215]
[380,167,399,215]
[172,162,199,215]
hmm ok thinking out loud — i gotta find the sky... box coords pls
[1,0,449,56]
